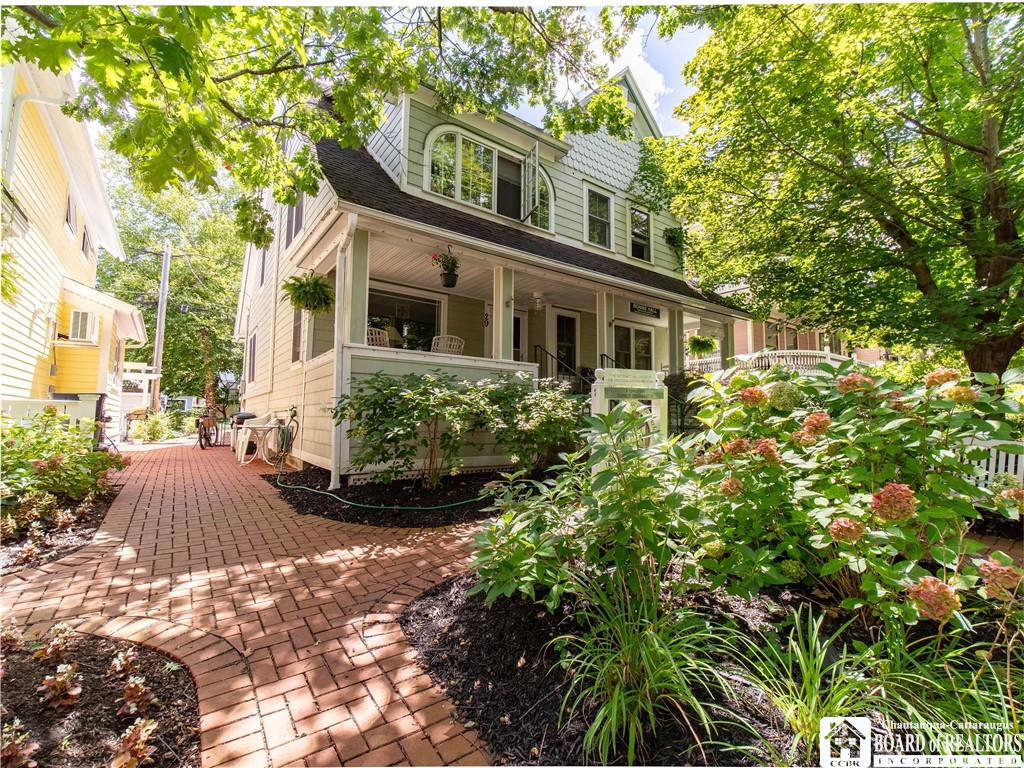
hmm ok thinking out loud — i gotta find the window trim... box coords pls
[584,184,614,251]
[284,193,305,251]
[628,206,651,262]
[81,225,94,262]
[258,245,268,288]
[422,124,554,232]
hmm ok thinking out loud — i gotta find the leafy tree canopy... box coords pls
[620,3,1024,375]
[4,6,632,245]
[97,149,243,400]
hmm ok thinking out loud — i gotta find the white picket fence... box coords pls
[970,440,1024,489]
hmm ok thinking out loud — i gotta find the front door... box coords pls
[555,313,577,374]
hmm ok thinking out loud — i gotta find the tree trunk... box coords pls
[200,327,217,415]
[962,332,1024,377]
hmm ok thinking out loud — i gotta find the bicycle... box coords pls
[195,409,219,449]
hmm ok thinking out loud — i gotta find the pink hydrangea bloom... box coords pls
[790,428,817,447]
[871,482,918,522]
[829,517,867,543]
[719,477,744,497]
[836,373,874,394]
[753,438,781,464]
[978,558,1023,600]
[694,448,724,467]
[907,576,961,621]
[923,367,961,388]
[722,438,752,457]
[739,387,769,408]
[803,412,831,436]
[32,460,48,471]
[944,386,979,406]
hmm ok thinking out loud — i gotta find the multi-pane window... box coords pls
[460,137,494,210]
[430,132,457,198]
[630,208,650,261]
[259,247,267,287]
[587,189,611,248]
[367,288,441,352]
[531,175,550,230]
[428,130,550,228]
[614,325,652,370]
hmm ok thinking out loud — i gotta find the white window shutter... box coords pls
[69,310,98,342]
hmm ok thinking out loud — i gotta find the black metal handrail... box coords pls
[533,345,593,392]
[599,353,627,369]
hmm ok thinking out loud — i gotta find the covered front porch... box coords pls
[290,212,744,481]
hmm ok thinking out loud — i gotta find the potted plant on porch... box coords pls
[688,334,718,357]
[282,271,335,314]
[432,246,460,288]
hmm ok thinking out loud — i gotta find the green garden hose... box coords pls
[271,406,486,511]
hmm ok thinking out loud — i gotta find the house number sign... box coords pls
[629,302,661,319]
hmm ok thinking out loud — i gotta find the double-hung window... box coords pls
[587,189,612,248]
[630,208,650,261]
[247,333,257,383]
[284,193,304,248]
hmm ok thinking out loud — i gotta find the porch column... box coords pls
[722,321,735,369]
[345,229,370,345]
[595,292,615,364]
[667,310,685,374]
[491,267,515,360]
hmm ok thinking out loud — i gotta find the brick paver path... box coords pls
[1,444,490,767]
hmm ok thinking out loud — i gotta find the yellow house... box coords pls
[1,61,146,438]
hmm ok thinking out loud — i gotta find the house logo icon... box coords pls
[820,717,872,768]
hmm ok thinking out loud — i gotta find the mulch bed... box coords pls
[263,466,502,527]
[969,505,1022,540]
[0,489,118,576]
[0,633,199,768]
[400,574,794,766]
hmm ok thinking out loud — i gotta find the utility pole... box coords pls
[150,239,171,411]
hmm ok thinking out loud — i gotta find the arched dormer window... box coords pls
[425,126,553,231]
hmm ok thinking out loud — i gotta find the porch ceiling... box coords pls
[369,239,599,313]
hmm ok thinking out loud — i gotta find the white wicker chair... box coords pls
[235,412,274,462]
[430,335,465,355]
[367,327,390,347]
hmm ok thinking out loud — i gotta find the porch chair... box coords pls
[430,335,465,355]
[367,327,390,347]
[234,412,274,463]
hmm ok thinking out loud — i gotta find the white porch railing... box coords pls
[735,349,855,372]
[685,354,724,374]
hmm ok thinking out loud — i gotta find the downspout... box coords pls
[4,93,69,182]
[330,213,356,490]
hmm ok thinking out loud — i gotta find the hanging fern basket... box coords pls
[688,334,718,357]
[282,272,335,314]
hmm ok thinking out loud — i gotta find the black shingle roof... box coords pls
[315,140,735,311]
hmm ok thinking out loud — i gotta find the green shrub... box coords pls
[477,373,587,474]
[333,371,588,487]
[1,410,127,502]
[472,404,697,611]
[333,371,479,488]
[130,411,174,443]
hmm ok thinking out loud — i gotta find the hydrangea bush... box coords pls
[1,409,128,538]
[685,362,1023,626]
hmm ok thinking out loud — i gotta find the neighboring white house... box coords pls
[233,69,746,484]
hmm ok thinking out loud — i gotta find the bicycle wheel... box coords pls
[198,425,208,449]
[209,424,219,447]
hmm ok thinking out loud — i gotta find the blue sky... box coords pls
[512,17,711,137]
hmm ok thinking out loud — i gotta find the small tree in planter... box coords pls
[688,335,718,358]
[282,271,334,314]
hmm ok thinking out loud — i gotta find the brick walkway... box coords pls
[0,444,490,768]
